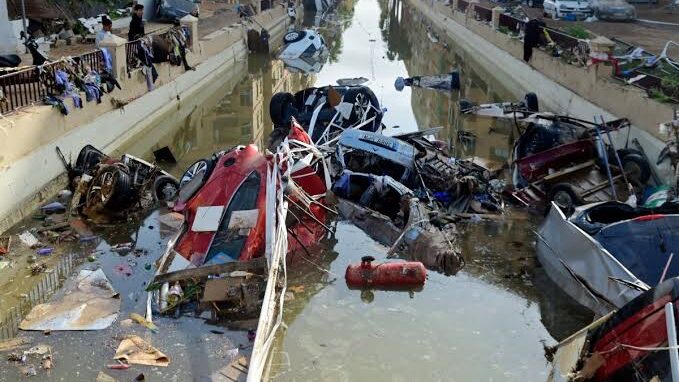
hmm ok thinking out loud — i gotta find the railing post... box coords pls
[451,0,459,12]
[180,15,199,52]
[492,7,503,30]
[98,34,128,79]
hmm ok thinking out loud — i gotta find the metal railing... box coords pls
[125,26,186,73]
[0,253,77,340]
[474,5,493,22]
[0,50,105,115]
[498,13,524,34]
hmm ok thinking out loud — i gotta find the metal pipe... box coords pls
[665,302,679,382]
[21,0,27,53]
[594,125,618,200]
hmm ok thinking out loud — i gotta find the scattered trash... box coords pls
[0,235,12,255]
[113,263,134,277]
[29,264,48,275]
[106,362,130,370]
[110,243,134,253]
[36,248,54,256]
[40,202,66,215]
[113,335,169,367]
[130,313,159,333]
[96,371,117,382]
[18,231,41,249]
[20,269,120,331]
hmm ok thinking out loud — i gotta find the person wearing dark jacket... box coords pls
[523,18,545,62]
[128,4,145,41]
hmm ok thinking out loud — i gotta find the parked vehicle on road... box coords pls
[590,0,637,20]
[542,0,592,20]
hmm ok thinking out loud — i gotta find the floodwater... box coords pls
[0,0,596,380]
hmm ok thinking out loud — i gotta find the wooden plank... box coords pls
[542,160,596,182]
[580,174,623,198]
[148,257,267,289]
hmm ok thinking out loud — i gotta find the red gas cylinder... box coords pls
[345,256,427,290]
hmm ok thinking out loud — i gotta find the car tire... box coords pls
[270,92,296,127]
[153,175,180,202]
[180,159,214,189]
[524,92,539,113]
[548,183,582,216]
[86,165,136,212]
[621,153,651,185]
[283,30,306,44]
[342,86,382,132]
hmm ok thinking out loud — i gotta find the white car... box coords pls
[542,0,592,20]
[278,30,327,60]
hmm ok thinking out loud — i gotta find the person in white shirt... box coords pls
[95,17,113,47]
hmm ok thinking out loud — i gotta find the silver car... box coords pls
[591,0,637,20]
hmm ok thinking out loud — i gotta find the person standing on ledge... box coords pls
[523,18,545,63]
[128,4,145,41]
[95,17,113,47]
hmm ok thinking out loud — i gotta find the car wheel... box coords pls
[283,30,306,44]
[180,159,213,189]
[548,183,582,216]
[342,86,382,132]
[153,175,180,202]
[86,165,136,212]
[621,153,651,185]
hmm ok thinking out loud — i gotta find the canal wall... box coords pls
[0,7,292,234]
[408,0,674,180]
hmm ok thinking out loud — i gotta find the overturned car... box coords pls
[57,145,179,220]
[269,85,383,146]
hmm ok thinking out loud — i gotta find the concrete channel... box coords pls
[0,0,672,380]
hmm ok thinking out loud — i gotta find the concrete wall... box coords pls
[0,5,291,234]
[0,0,16,54]
[409,0,673,180]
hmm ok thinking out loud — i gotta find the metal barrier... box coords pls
[125,40,142,72]
[474,5,493,22]
[0,50,105,115]
[0,253,77,340]
[542,26,581,50]
[498,13,524,34]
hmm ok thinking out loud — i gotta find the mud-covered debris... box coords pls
[129,313,158,333]
[113,335,169,367]
[30,264,48,275]
[18,231,41,249]
[0,236,12,255]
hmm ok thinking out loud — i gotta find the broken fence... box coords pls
[0,253,77,340]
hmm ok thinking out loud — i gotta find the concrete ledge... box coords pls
[410,0,672,180]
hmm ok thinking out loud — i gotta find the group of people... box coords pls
[95,4,146,48]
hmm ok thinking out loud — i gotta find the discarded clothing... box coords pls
[84,83,102,103]
[114,335,170,367]
[43,96,68,115]
[101,47,113,73]
[136,38,158,91]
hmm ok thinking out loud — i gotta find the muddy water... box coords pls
[0,0,595,380]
